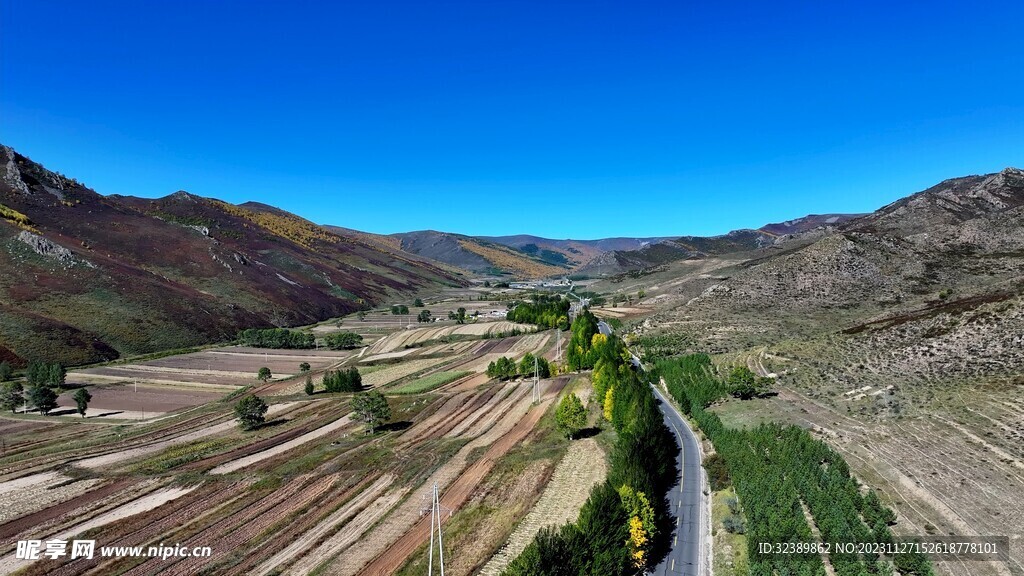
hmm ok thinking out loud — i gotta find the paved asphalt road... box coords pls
[650,383,705,576]
[597,318,704,574]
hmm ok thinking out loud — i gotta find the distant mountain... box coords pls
[390,230,568,278]
[575,214,864,277]
[689,168,1024,313]
[0,144,464,366]
[342,218,865,279]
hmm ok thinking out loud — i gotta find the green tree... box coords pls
[0,382,24,413]
[237,328,315,349]
[299,362,311,372]
[352,390,391,433]
[727,366,757,399]
[390,304,409,315]
[0,360,12,382]
[29,386,58,415]
[324,332,363,349]
[72,388,92,418]
[575,482,632,575]
[417,309,432,323]
[304,374,314,395]
[49,363,66,388]
[26,361,46,386]
[536,357,551,378]
[323,367,362,393]
[235,395,269,430]
[567,310,599,371]
[413,298,424,307]
[257,367,272,381]
[555,393,587,439]
[518,353,536,377]
[703,453,731,490]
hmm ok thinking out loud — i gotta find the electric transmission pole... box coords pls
[421,482,451,576]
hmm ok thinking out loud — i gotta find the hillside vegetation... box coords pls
[0,144,464,366]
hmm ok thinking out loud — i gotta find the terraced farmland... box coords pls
[0,310,585,576]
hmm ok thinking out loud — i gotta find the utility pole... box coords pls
[533,356,540,403]
[136,379,145,420]
[421,482,451,576]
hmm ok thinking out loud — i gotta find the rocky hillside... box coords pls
[0,145,464,366]
[689,169,1024,312]
[579,214,864,277]
[634,168,1024,401]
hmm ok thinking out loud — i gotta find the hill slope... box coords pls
[579,214,864,277]
[629,167,1024,390]
[0,144,464,366]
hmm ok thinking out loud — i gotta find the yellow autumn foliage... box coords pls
[603,386,614,421]
[212,200,340,249]
[628,515,648,567]
[0,203,36,231]
[457,239,565,278]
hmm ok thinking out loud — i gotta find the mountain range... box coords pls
[2,142,1019,368]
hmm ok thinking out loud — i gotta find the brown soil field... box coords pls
[209,414,353,474]
[73,401,306,470]
[355,379,566,576]
[53,383,225,417]
[0,297,588,576]
[249,474,392,576]
[480,437,607,575]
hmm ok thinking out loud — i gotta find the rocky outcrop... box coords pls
[2,146,30,195]
[16,230,91,267]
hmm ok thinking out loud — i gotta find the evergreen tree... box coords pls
[304,374,314,395]
[0,360,12,382]
[0,382,24,413]
[72,388,92,418]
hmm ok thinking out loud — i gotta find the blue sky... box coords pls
[2,1,1021,239]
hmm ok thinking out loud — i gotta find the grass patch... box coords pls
[130,438,236,474]
[390,371,471,394]
[712,486,750,575]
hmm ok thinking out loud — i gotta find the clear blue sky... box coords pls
[2,1,1021,239]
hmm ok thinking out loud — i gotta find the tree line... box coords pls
[0,361,93,417]
[506,294,570,330]
[238,328,315,349]
[656,354,933,576]
[503,312,677,575]
[486,353,551,381]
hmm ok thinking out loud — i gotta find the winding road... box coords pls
[597,318,707,575]
[650,383,707,576]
